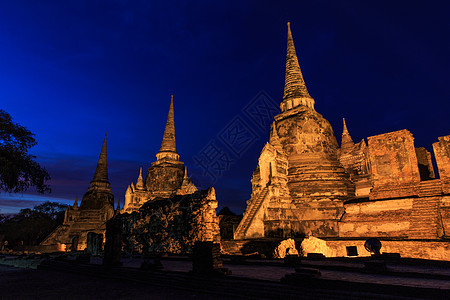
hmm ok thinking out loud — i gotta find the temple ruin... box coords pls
[112,95,218,255]
[41,134,115,250]
[122,96,197,213]
[40,23,450,260]
[234,23,450,254]
[117,187,220,255]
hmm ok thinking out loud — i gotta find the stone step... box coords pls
[410,219,438,223]
[410,219,438,224]
[420,182,438,185]
[412,203,439,207]
[410,227,438,231]
[411,209,438,212]
[410,231,437,234]
[410,225,437,230]
[409,196,439,239]
[410,214,438,218]
[410,230,437,233]
[411,207,439,210]
[410,218,437,222]
[418,193,442,197]
[409,233,437,237]
[234,188,268,238]
[411,225,437,228]
[409,229,437,232]
[410,215,438,219]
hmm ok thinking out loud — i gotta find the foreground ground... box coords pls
[1,254,449,299]
[0,265,233,300]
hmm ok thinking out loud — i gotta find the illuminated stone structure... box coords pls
[41,134,115,250]
[117,187,220,255]
[339,130,449,240]
[338,118,371,197]
[122,96,197,213]
[235,23,450,247]
[235,23,355,239]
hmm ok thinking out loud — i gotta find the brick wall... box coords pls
[368,130,420,200]
[117,188,220,255]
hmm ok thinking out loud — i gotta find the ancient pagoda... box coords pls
[234,23,355,239]
[41,134,115,250]
[122,96,197,213]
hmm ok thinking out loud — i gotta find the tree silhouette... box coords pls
[0,201,67,247]
[0,109,50,193]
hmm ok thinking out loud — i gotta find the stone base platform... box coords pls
[223,238,450,261]
[324,239,450,261]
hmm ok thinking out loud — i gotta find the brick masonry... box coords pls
[117,188,220,255]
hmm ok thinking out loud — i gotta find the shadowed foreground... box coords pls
[1,255,449,299]
[0,265,233,300]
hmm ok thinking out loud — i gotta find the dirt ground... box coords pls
[0,265,237,300]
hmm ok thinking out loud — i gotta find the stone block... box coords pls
[86,232,103,256]
[103,218,123,267]
[368,130,420,199]
[191,241,224,274]
[433,135,450,184]
[301,236,334,257]
[415,147,435,180]
[272,238,299,258]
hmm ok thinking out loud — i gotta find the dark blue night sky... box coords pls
[1,1,449,215]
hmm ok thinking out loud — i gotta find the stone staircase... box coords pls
[409,196,441,239]
[40,225,69,245]
[234,187,269,239]
[417,180,442,197]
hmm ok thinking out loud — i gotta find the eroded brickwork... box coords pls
[41,135,115,250]
[415,147,435,180]
[123,97,197,213]
[235,24,354,239]
[433,136,450,191]
[236,24,450,245]
[441,196,450,238]
[368,130,420,200]
[338,119,372,197]
[118,188,220,255]
[339,199,413,238]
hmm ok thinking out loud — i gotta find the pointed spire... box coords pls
[281,22,315,112]
[91,133,109,184]
[343,118,349,134]
[156,95,180,161]
[136,167,144,190]
[73,195,78,208]
[81,133,114,210]
[341,118,354,152]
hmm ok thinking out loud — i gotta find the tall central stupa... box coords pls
[122,96,197,213]
[234,23,355,239]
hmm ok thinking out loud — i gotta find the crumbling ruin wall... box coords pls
[415,147,435,180]
[433,136,450,236]
[118,188,220,255]
[339,140,372,197]
[368,130,420,200]
[433,135,450,190]
[339,198,413,238]
[440,196,450,238]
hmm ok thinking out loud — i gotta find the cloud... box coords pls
[0,193,74,215]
